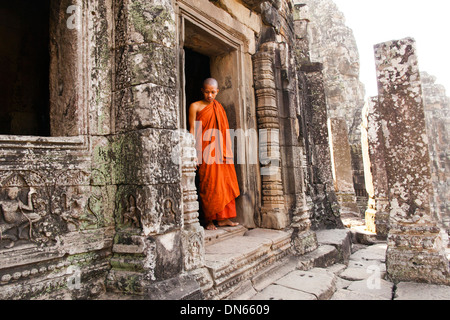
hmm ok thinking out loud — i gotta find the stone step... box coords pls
[204,228,292,300]
[204,225,248,247]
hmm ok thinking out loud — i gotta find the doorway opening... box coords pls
[184,47,211,227]
[184,47,211,129]
[0,0,51,136]
[181,17,248,228]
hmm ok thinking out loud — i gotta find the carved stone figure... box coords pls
[123,195,141,229]
[0,186,40,248]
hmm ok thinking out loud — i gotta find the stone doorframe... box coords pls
[175,0,262,229]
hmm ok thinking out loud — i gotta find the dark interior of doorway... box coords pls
[184,47,211,227]
[0,0,50,136]
[184,47,211,130]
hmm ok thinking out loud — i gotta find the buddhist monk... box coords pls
[188,78,240,231]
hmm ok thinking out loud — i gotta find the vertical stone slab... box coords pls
[361,99,376,233]
[374,37,449,284]
[365,97,390,238]
[328,118,360,220]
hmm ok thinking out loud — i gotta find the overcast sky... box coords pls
[332,0,450,98]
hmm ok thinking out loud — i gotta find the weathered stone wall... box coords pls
[361,97,389,238]
[104,0,204,298]
[291,2,343,231]
[297,64,342,230]
[328,117,360,221]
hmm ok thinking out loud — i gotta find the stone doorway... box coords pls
[179,14,259,229]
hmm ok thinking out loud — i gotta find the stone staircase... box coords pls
[202,226,353,300]
[202,226,293,300]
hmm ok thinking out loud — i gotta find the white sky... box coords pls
[332,0,450,98]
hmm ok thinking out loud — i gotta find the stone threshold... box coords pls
[204,225,248,246]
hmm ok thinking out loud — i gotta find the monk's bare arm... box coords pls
[188,103,198,136]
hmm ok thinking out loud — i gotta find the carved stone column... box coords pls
[179,132,205,272]
[375,38,449,285]
[253,41,288,230]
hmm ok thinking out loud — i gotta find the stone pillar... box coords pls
[300,63,342,230]
[253,41,288,230]
[328,118,360,221]
[374,37,449,284]
[180,132,205,272]
[106,0,202,299]
[362,97,389,238]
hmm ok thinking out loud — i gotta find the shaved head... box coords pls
[203,78,219,89]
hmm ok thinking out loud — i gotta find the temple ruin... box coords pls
[0,0,448,300]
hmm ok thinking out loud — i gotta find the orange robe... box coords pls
[195,100,240,221]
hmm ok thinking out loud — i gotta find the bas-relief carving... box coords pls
[0,176,40,249]
[0,170,111,250]
[115,184,182,237]
[122,195,141,229]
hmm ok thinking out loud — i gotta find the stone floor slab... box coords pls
[274,268,336,300]
[339,261,386,282]
[346,279,393,300]
[251,284,316,300]
[349,243,387,262]
[331,289,387,300]
[204,225,247,246]
[394,282,450,300]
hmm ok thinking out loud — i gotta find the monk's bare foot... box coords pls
[217,219,239,228]
[206,221,217,230]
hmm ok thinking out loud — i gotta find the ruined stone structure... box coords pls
[373,38,449,285]
[362,72,450,241]
[1,0,448,301]
[302,0,367,215]
[0,0,348,300]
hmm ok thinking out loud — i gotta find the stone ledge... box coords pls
[297,245,338,271]
[315,229,352,263]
